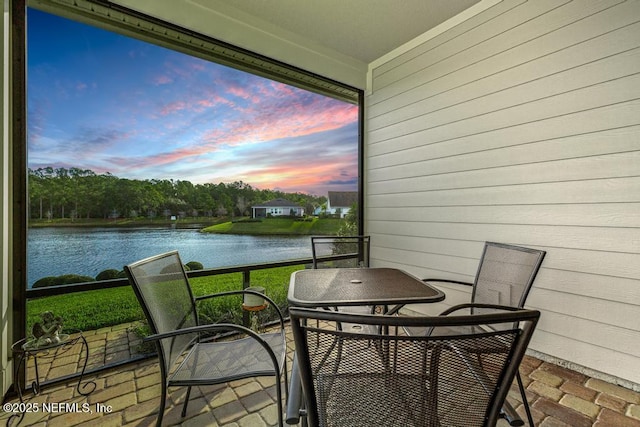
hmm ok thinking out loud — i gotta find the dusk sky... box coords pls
[26,8,359,196]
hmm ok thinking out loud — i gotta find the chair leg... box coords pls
[156,390,167,427]
[517,371,535,426]
[501,401,525,426]
[276,376,284,427]
[181,386,192,418]
[281,357,289,427]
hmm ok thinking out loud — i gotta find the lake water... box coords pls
[27,227,312,288]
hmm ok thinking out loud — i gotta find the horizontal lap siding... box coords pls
[365,0,640,385]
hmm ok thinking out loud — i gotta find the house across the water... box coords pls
[251,198,304,218]
[326,191,357,218]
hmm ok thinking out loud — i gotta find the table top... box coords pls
[288,268,445,308]
[12,330,83,354]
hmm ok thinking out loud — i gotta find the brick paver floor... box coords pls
[2,322,639,426]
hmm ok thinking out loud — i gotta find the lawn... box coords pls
[202,217,342,235]
[26,265,305,335]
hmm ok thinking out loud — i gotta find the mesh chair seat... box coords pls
[170,332,286,384]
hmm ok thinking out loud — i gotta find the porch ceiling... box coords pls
[196,0,482,64]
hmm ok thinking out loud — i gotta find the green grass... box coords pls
[26,265,305,335]
[202,217,342,235]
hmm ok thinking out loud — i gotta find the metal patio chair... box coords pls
[406,242,546,426]
[125,251,288,427]
[311,235,370,270]
[311,235,377,333]
[288,305,540,427]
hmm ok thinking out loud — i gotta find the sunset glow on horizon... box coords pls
[27,8,359,196]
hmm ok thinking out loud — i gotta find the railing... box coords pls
[26,256,315,299]
[25,252,362,299]
[20,252,361,392]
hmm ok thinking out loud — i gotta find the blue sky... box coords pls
[26,8,359,196]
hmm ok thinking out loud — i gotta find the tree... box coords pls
[216,204,228,217]
[27,166,330,222]
[338,202,359,236]
[236,196,248,217]
[28,169,46,219]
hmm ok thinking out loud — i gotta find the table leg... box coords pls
[286,355,306,425]
[8,353,27,427]
[32,355,41,395]
[76,334,96,396]
[13,352,26,402]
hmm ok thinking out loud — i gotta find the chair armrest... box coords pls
[143,322,278,343]
[423,278,473,287]
[439,303,524,316]
[194,290,286,327]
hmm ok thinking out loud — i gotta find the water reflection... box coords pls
[27,227,312,288]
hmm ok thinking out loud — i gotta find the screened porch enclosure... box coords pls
[0,0,639,424]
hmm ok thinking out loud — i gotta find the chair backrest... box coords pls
[124,251,198,376]
[471,242,546,311]
[290,306,540,427]
[311,235,370,269]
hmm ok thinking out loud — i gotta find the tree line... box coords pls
[28,167,327,221]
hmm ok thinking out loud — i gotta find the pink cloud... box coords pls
[189,62,205,72]
[163,60,198,80]
[100,68,358,194]
[109,142,217,170]
[153,75,173,85]
[231,158,356,195]
[201,99,358,146]
[211,95,236,108]
[226,84,252,99]
[159,101,187,116]
[196,99,216,108]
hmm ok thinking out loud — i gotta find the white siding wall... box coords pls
[365,0,640,386]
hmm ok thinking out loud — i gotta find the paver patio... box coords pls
[1,322,639,426]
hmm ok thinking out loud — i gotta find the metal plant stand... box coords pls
[11,330,96,401]
[242,303,269,331]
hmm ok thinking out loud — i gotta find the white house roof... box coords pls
[252,198,302,208]
[328,191,358,208]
